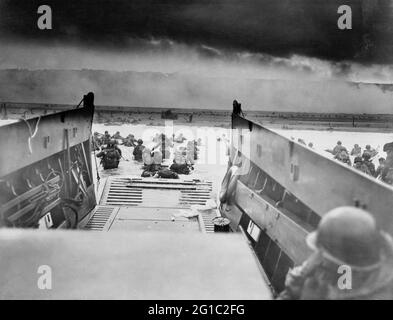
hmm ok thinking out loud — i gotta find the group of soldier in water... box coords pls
[329,140,393,184]
[293,136,393,185]
[92,130,199,177]
[93,129,393,185]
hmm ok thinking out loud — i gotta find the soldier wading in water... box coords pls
[96,139,122,170]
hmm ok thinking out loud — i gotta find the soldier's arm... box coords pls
[276,264,308,300]
[276,253,322,300]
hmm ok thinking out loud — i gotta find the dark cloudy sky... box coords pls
[0,0,392,63]
[1,0,393,112]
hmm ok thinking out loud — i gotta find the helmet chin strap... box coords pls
[319,246,382,273]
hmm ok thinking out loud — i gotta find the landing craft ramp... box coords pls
[81,176,215,233]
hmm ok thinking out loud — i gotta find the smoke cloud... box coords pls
[0,1,393,113]
[1,65,392,113]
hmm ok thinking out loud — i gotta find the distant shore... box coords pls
[1,101,393,132]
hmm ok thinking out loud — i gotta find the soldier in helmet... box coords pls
[334,149,351,166]
[123,134,137,147]
[102,131,111,146]
[96,139,121,170]
[363,144,378,159]
[381,142,393,184]
[91,132,102,151]
[133,139,145,161]
[350,144,362,157]
[353,156,370,175]
[277,206,393,300]
[112,131,124,141]
[362,153,376,176]
[332,141,347,156]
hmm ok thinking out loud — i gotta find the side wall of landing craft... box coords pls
[0,96,96,228]
[221,114,393,295]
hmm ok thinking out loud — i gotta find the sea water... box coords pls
[91,122,393,196]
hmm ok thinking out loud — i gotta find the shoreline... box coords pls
[1,101,393,132]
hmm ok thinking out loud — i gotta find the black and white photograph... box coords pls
[0,0,393,304]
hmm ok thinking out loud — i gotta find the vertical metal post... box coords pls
[80,142,92,185]
[64,128,72,198]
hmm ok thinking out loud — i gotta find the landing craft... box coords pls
[0,93,392,299]
[0,93,268,299]
[0,93,96,229]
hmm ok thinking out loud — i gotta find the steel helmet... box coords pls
[306,206,383,269]
[354,156,363,163]
[383,142,393,152]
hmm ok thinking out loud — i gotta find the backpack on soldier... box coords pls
[103,149,120,169]
[157,169,179,179]
[170,163,190,175]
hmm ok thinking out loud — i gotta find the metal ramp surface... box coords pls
[100,176,212,208]
[85,176,216,233]
[84,206,119,231]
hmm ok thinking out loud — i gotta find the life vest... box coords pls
[219,166,239,204]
